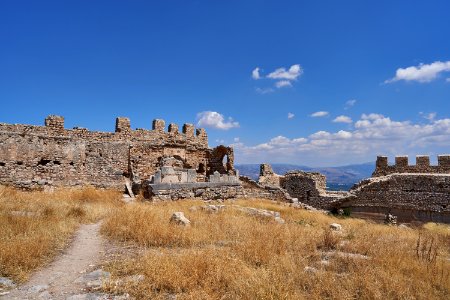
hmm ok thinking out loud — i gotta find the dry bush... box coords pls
[0,185,122,281]
[102,198,450,299]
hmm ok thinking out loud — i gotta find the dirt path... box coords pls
[4,222,108,300]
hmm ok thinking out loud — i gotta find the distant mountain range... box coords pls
[235,162,375,191]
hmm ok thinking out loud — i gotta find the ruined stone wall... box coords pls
[373,155,450,176]
[337,174,450,223]
[240,176,292,201]
[279,171,347,209]
[0,115,230,190]
[258,163,282,186]
[256,164,349,207]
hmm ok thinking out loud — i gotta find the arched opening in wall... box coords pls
[221,154,229,172]
[197,163,205,174]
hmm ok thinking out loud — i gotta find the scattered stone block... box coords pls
[0,277,16,288]
[170,212,191,226]
[330,223,342,231]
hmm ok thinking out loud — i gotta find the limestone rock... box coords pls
[28,284,49,293]
[201,204,225,213]
[75,269,111,290]
[330,223,342,231]
[170,212,191,226]
[0,277,16,288]
[384,213,397,225]
[274,216,286,224]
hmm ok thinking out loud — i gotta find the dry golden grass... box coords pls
[102,199,450,300]
[0,185,123,282]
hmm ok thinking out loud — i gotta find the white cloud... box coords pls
[267,64,302,80]
[345,99,357,109]
[234,137,240,142]
[252,67,261,80]
[196,111,239,130]
[287,112,295,119]
[232,113,450,166]
[254,64,302,93]
[420,112,437,122]
[275,80,292,88]
[386,61,450,83]
[255,87,274,94]
[446,78,450,83]
[310,111,329,117]
[333,115,353,123]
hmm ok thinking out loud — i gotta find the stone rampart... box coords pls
[373,155,450,176]
[335,173,450,223]
[0,115,234,190]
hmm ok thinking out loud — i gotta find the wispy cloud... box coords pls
[275,80,292,88]
[252,64,302,91]
[420,112,437,122]
[255,87,274,94]
[287,112,295,119]
[232,113,450,166]
[310,111,329,117]
[196,111,239,130]
[252,67,261,80]
[267,64,302,81]
[385,61,450,83]
[344,99,357,110]
[333,115,353,123]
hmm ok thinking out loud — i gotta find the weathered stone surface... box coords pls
[170,212,191,226]
[66,293,130,300]
[201,204,226,213]
[234,205,285,223]
[373,154,450,176]
[0,116,235,190]
[330,223,342,231]
[384,213,398,225]
[338,173,450,223]
[0,277,16,288]
[256,165,350,209]
[27,284,49,293]
[74,269,111,290]
[258,163,282,186]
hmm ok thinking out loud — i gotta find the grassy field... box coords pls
[102,199,450,300]
[1,187,449,299]
[0,185,123,282]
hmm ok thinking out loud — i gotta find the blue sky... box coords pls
[1,0,449,166]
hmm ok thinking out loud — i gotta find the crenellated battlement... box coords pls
[0,115,209,148]
[373,154,450,176]
[0,115,221,190]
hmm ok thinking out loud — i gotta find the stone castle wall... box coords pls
[257,164,349,208]
[329,154,450,223]
[337,173,450,223]
[373,155,450,176]
[0,115,233,190]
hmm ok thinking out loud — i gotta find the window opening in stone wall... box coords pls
[54,160,61,165]
[69,162,74,166]
[197,163,205,173]
[38,159,51,166]
[0,162,5,167]
[222,154,229,172]
[17,161,23,165]
[306,190,311,201]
